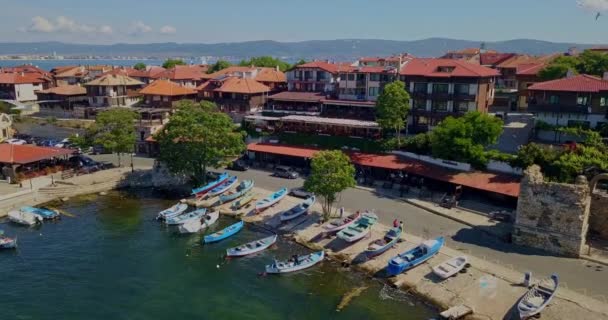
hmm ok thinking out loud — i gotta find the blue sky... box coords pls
[0,0,607,44]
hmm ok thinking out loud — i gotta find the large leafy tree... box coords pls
[539,50,608,80]
[207,60,232,74]
[162,59,186,69]
[133,62,147,71]
[239,56,291,72]
[93,108,140,166]
[303,150,356,221]
[155,100,245,185]
[376,80,410,148]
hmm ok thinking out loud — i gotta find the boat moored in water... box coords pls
[0,230,17,249]
[226,234,277,257]
[265,251,324,274]
[178,210,219,234]
[165,208,207,225]
[157,203,188,220]
[203,220,244,243]
[20,206,60,220]
[7,209,43,227]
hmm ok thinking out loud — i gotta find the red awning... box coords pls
[0,144,74,165]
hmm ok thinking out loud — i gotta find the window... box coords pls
[369,74,380,81]
[140,131,145,141]
[368,87,379,97]
[416,116,429,125]
[413,99,427,110]
[454,101,471,112]
[549,95,559,105]
[414,82,427,93]
[600,97,607,107]
[317,72,326,80]
[454,84,469,95]
[432,83,449,94]
[432,100,448,112]
[577,96,589,105]
[567,120,590,129]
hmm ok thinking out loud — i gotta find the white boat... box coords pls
[518,274,559,319]
[265,251,324,274]
[323,211,361,234]
[226,234,278,257]
[178,211,220,234]
[157,203,188,220]
[8,209,43,226]
[336,211,378,243]
[280,196,315,222]
[165,208,206,225]
[0,230,17,249]
[207,176,238,198]
[432,256,468,279]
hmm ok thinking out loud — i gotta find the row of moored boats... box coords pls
[1,206,62,250]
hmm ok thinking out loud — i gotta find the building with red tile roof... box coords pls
[0,144,73,165]
[152,65,207,88]
[35,85,89,118]
[139,79,197,108]
[197,76,271,120]
[0,68,52,102]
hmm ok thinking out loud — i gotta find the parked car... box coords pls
[5,138,27,145]
[273,166,299,179]
[289,187,313,198]
[69,155,101,172]
[227,160,248,171]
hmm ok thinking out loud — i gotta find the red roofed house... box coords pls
[152,65,207,88]
[399,58,500,133]
[515,63,548,109]
[35,85,88,117]
[526,74,608,128]
[0,144,73,183]
[197,76,270,121]
[139,79,197,108]
[0,65,52,102]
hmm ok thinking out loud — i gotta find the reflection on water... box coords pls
[0,190,435,320]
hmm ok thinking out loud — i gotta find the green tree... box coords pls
[538,63,572,81]
[578,50,608,76]
[93,108,139,166]
[162,58,186,69]
[303,150,356,221]
[207,60,232,74]
[293,59,307,67]
[133,62,147,71]
[376,80,410,148]
[239,56,291,72]
[155,100,245,185]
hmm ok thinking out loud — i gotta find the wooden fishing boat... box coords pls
[20,206,60,220]
[0,230,17,249]
[8,209,43,227]
[191,172,229,197]
[207,176,238,198]
[226,234,277,257]
[387,236,444,276]
[517,274,559,319]
[157,203,188,220]
[230,192,254,210]
[323,211,362,234]
[165,208,206,226]
[255,188,288,213]
[203,220,244,244]
[178,210,219,234]
[432,256,468,279]
[280,196,316,222]
[265,251,324,274]
[337,211,378,243]
[219,180,254,204]
[364,223,402,258]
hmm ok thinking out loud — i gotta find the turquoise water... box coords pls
[0,190,435,320]
[0,59,165,70]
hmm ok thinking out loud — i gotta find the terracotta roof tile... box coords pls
[295,61,353,74]
[0,144,74,164]
[528,74,608,93]
[516,63,546,76]
[139,80,197,96]
[0,72,50,84]
[268,91,326,102]
[84,74,143,86]
[254,68,287,83]
[213,77,269,94]
[400,58,499,78]
[153,65,206,81]
[36,85,86,96]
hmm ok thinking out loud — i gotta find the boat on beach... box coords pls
[157,203,188,220]
[364,223,403,258]
[323,211,362,234]
[207,176,238,198]
[20,206,60,220]
[387,236,444,276]
[336,211,378,243]
[219,180,254,204]
[226,234,277,257]
[178,210,219,234]
[432,255,468,279]
[255,188,288,213]
[203,220,244,243]
[0,230,17,249]
[191,172,229,197]
[517,274,559,319]
[279,196,315,222]
[165,208,207,225]
[8,209,43,226]
[265,251,324,274]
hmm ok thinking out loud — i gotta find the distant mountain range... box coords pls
[0,38,602,60]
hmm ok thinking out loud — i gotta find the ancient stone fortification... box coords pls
[513,165,590,257]
[590,191,608,240]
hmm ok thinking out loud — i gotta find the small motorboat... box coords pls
[165,208,206,226]
[0,230,17,249]
[323,211,362,234]
[203,220,244,244]
[20,206,60,220]
[364,223,403,258]
[157,203,188,220]
[432,256,469,279]
[265,251,324,274]
[231,192,254,210]
[226,234,277,257]
[387,236,444,276]
[337,211,378,243]
[280,196,316,222]
[219,180,254,204]
[517,274,559,319]
[8,209,43,227]
[255,188,288,213]
[178,210,219,234]
[207,176,238,198]
[191,172,229,197]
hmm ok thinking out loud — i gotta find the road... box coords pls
[91,155,608,298]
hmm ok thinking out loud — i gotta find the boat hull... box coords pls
[517,274,559,319]
[191,172,229,197]
[387,236,444,276]
[219,180,254,204]
[157,203,188,220]
[323,212,362,234]
[8,210,42,226]
[178,210,219,234]
[203,220,244,243]
[165,208,206,225]
[280,196,315,222]
[255,188,288,213]
[0,238,17,249]
[226,234,277,257]
[208,176,238,198]
[432,256,468,279]
[265,251,324,274]
[364,227,402,258]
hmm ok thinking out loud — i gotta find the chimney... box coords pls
[275,65,279,72]
[604,72,608,81]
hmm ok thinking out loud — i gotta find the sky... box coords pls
[0,0,607,44]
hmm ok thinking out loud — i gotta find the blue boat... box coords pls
[203,220,244,244]
[386,236,444,276]
[219,180,254,204]
[255,188,287,213]
[207,176,238,198]
[364,223,403,258]
[20,206,60,220]
[191,172,229,197]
